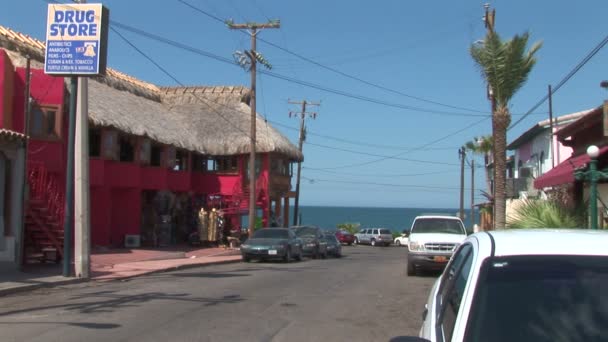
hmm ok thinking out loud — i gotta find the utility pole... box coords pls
[227,19,280,236]
[73,0,91,279]
[483,3,497,229]
[289,100,320,226]
[470,159,475,227]
[548,85,556,168]
[459,147,466,221]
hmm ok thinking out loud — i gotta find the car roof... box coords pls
[471,229,608,257]
[413,215,462,220]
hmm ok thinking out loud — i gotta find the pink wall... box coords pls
[553,135,573,164]
[91,187,111,246]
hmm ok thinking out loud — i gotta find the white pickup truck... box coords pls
[407,215,467,276]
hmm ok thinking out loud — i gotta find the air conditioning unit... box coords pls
[124,234,141,248]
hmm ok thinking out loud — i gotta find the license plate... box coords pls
[434,256,448,262]
[268,250,277,255]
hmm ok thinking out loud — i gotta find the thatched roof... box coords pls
[162,86,303,159]
[0,25,302,161]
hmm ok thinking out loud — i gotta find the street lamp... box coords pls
[575,145,608,229]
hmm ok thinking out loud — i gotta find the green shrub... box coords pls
[336,222,360,234]
[507,199,585,229]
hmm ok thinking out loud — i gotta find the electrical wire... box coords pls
[310,116,490,170]
[110,27,251,138]
[509,33,608,130]
[300,176,470,191]
[303,167,457,178]
[176,0,494,115]
[305,142,459,166]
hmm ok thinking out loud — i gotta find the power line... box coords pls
[109,26,251,138]
[303,167,457,178]
[177,0,494,115]
[268,120,459,151]
[305,142,459,166]
[311,116,490,170]
[300,176,470,191]
[110,20,488,118]
[509,33,608,130]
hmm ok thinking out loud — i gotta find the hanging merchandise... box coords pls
[208,208,218,242]
[198,207,209,242]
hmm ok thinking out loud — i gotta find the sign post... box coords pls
[45,3,108,277]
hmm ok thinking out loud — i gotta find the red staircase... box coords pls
[210,176,268,215]
[24,162,65,263]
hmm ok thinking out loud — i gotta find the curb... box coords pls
[0,257,243,296]
[92,257,243,282]
[0,277,88,297]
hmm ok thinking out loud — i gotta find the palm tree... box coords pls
[465,135,493,196]
[470,31,541,229]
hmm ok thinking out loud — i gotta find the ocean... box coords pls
[290,206,477,233]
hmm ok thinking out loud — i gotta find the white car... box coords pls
[407,215,467,275]
[407,229,608,342]
[394,230,409,246]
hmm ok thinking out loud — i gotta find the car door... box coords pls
[317,230,328,252]
[433,243,474,342]
[289,229,301,254]
[363,229,372,243]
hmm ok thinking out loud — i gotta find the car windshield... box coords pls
[379,229,391,235]
[252,229,288,239]
[295,227,317,237]
[324,235,338,242]
[411,218,464,234]
[465,255,608,342]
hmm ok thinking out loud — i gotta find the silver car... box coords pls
[354,227,393,246]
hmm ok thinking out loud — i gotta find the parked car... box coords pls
[394,229,409,247]
[407,230,608,342]
[407,215,467,276]
[322,232,342,257]
[335,229,355,245]
[354,227,393,246]
[293,226,328,259]
[240,228,303,262]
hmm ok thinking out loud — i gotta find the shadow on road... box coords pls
[0,321,121,329]
[0,290,245,317]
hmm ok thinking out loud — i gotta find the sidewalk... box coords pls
[0,245,242,296]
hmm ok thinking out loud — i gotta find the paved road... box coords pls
[0,245,437,342]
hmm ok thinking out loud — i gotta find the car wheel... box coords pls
[370,238,376,247]
[284,248,292,263]
[243,255,251,263]
[347,242,352,246]
[407,261,416,276]
[395,240,401,246]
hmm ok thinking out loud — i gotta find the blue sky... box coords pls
[2,0,607,208]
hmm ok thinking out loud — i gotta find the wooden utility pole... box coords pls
[459,147,466,221]
[227,20,280,236]
[470,159,475,227]
[289,100,320,226]
[548,85,555,168]
[484,3,497,229]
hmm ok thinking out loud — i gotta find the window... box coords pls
[465,255,608,342]
[373,229,379,235]
[150,144,162,167]
[89,127,101,157]
[173,149,188,171]
[436,244,473,342]
[29,106,61,140]
[119,135,135,162]
[192,154,208,172]
[271,158,291,176]
[412,218,466,235]
[208,156,238,173]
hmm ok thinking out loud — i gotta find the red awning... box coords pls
[534,146,608,189]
